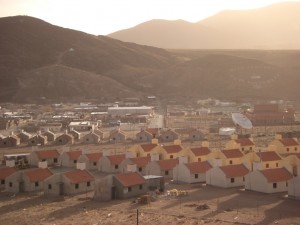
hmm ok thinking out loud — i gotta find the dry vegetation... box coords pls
[1,183,300,225]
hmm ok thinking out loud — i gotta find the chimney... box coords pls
[174,139,181,145]
[76,162,86,170]
[178,156,188,164]
[38,161,48,169]
[151,138,159,144]
[201,141,209,148]
[127,164,137,172]
[151,153,159,161]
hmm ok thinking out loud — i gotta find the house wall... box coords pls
[206,167,226,187]
[94,175,113,201]
[82,134,100,144]
[188,132,204,141]
[0,137,20,148]
[269,140,299,154]
[5,172,22,193]
[113,179,147,199]
[145,162,162,176]
[44,174,62,196]
[78,155,98,170]
[98,157,121,173]
[28,136,47,146]
[55,135,74,145]
[160,131,178,142]
[136,132,152,142]
[288,176,300,198]
[110,133,126,143]
[59,152,77,167]
[43,133,56,142]
[23,176,45,192]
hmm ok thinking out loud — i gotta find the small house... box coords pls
[42,129,57,142]
[129,141,161,157]
[145,158,179,179]
[206,164,249,188]
[160,142,184,160]
[28,133,48,146]
[245,167,293,194]
[136,130,153,142]
[113,172,147,199]
[98,154,126,173]
[225,135,255,153]
[55,132,74,145]
[0,135,20,148]
[269,134,300,155]
[29,149,60,167]
[17,130,32,143]
[120,156,151,175]
[59,150,82,167]
[188,129,204,141]
[173,161,212,183]
[109,129,126,143]
[0,166,17,190]
[82,132,100,144]
[78,152,102,170]
[159,129,179,142]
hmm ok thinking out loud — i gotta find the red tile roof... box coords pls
[0,166,17,179]
[66,150,82,160]
[257,151,281,162]
[221,149,244,159]
[130,156,151,167]
[146,128,159,135]
[35,149,60,160]
[107,154,126,164]
[185,161,212,174]
[140,143,158,152]
[85,152,102,162]
[157,159,179,170]
[24,168,53,182]
[115,172,146,187]
[64,169,94,184]
[260,168,293,182]
[235,138,254,146]
[219,164,249,178]
[279,138,299,147]
[190,147,211,156]
[162,145,182,154]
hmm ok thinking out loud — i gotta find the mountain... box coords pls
[0,16,176,101]
[1,15,300,103]
[108,2,300,49]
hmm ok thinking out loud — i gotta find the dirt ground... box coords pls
[1,183,299,225]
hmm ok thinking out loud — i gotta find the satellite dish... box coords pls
[232,113,253,129]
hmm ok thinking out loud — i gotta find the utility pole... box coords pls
[136,209,139,225]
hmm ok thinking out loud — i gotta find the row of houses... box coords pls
[0,127,204,148]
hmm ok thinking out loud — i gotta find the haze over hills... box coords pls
[108,2,300,49]
[1,15,300,102]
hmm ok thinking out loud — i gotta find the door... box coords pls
[111,186,116,200]
[59,183,64,196]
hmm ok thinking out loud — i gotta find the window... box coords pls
[75,184,79,189]
[230,178,235,183]
[140,137,142,140]
[166,136,169,139]
[273,183,277,189]
[42,159,46,162]
[139,184,143,190]
[198,158,201,162]
[295,147,297,151]
[35,182,39,187]
[242,148,244,151]
[93,162,97,166]
[266,163,269,168]
[74,160,77,163]
[195,174,198,179]
[276,163,279,167]
[128,187,132,192]
[54,158,58,163]
[138,167,142,172]
[243,177,245,182]
[1,180,5,185]
[48,184,52,189]
[165,170,169,175]
[9,182,13,187]
[286,182,288,187]
[59,139,62,143]
[250,147,252,150]
[87,181,90,187]
[115,164,119,169]
[193,135,196,139]
[86,138,89,142]
[287,148,289,152]
[3,142,6,145]
[170,155,173,159]
[229,160,233,165]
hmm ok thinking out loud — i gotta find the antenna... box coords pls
[231,113,253,129]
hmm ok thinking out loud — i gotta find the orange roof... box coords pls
[107,154,125,164]
[185,161,212,174]
[162,145,182,154]
[130,156,151,167]
[85,152,102,162]
[260,168,293,182]
[140,143,158,152]
[190,147,211,156]
[24,168,53,182]
[235,138,254,146]
[219,164,249,178]
[115,172,146,187]
[35,149,60,160]
[221,149,244,159]
[279,138,299,146]
[64,169,94,184]
[0,166,17,179]
[66,150,82,160]
[157,159,179,170]
[257,151,281,162]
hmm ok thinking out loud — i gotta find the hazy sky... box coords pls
[0,0,299,35]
